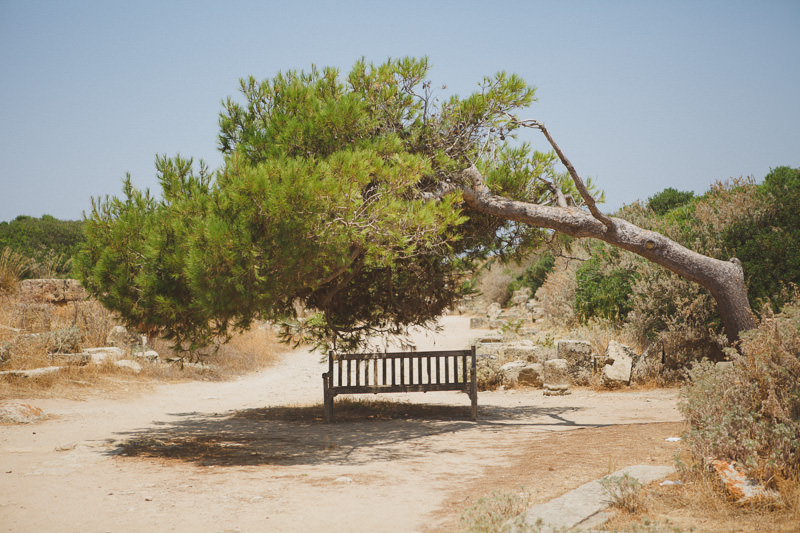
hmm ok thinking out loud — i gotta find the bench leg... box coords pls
[323,373,334,423]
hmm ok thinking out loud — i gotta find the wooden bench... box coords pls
[322,347,478,422]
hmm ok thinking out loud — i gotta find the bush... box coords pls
[507,251,555,302]
[647,187,695,216]
[574,251,637,322]
[0,215,84,277]
[680,295,800,483]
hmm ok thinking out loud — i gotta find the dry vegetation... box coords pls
[0,285,284,400]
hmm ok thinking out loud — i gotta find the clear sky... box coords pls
[1,0,798,221]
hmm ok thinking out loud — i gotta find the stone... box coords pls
[474,342,502,358]
[518,363,544,387]
[469,316,489,329]
[500,342,539,362]
[84,347,123,364]
[602,341,634,386]
[510,287,532,306]
[708,459,779,503]
[53,352,90,365]
[557,339,595,385]
[543,358,570,394]
[114,360,142,373]
[487,302,502,319]
[18,279,87,304]
[477,332,503,344]
[132,349,159,362]
[106,325,141,348]
[0,402,47,424]
[499,360,529,384]
[0,366,63,378]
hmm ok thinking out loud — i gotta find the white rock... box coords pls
[114,360,142,373]
[85,347,123,364]
[602,341,634,385]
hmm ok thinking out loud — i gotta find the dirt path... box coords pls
[0,317,682,532]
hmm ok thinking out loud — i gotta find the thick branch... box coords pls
[457,167,754,340]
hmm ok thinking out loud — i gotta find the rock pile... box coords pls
[18,279,87,304]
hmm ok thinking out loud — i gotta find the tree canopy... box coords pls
[77,57,753,355]
[77,58,595,353]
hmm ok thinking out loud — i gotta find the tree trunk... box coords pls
[461,182,756,342]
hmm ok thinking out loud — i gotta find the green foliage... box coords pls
[680,294,800,483]
[0,215,84,277]
[719,166,800,310]
[571,168,800,365]
[78,57,574,353]
[574,250,638,322]
[647,187,695,216]
[507,251,555,300]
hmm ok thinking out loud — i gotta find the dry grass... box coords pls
[1,287,285,400]
[0,247,31,294]
[600,465,800,532]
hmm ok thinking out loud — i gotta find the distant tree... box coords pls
[647,187,695,216]
[76,58,754,353]
[0,215,84,276]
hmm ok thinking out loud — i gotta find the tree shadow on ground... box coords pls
[107,398,606,468]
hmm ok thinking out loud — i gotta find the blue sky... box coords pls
[1,0,798,221]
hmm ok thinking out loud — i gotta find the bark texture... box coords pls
[459,167,755,341]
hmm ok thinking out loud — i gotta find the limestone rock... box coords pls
[518,363,544,387]
[602,341,634,386]
[499,360,528,384]
[557,339,595,385]
[469,317,489,329]
[709,459,779,503]
[133,350,160,362]
[0,366,63,378]
[487,302,502,319]
[543,358,571,394]
[0,402,47,424]
[510,287,532,306]
[54,352,90,366]
[106,325,142,348]
[114,359,142,373]
[501,341,538,362]
[85,347,123,364]
[18,279,87,304]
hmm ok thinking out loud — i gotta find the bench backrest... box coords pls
[326,347,476,395]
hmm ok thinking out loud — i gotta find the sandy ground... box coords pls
[0,316,682,532]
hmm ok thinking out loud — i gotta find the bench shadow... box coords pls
[106,399,604,468]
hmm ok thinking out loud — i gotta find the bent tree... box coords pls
[76,57,753,354]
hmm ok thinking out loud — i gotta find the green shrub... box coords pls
[507,251,555,301]
[574,248,638,322]
[647,187,695,216]
[0,215,84,277]
[680,295,800,483]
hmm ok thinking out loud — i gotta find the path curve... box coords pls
[0,316,681,532]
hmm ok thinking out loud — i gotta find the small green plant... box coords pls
[459,488,532,532]
[600,473,644,513]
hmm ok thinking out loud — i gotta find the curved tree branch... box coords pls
[456,166,754,341]
[507,115,614,229]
